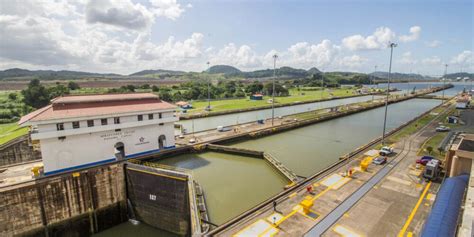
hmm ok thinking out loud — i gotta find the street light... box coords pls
[372,65,377,101]
[272,54,278,126]
[442,64,448,104]
[321,69,325,99]
[206,61,211,111]
[381,42,397,146]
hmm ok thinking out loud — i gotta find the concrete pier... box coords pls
[263,153,299,183]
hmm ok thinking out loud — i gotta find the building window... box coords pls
[159,113,162,119]
[148,114,154,120]
[114,117,120,124]
[159,123,164,126]
[87,120,94,127]
[138,115,143,121]
[72,121,80,129]
[56,123,64,131]
[101,118,108,125]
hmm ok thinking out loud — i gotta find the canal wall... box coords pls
[0,135,41,167]
[179,93,379,120]
[0,164,127,236]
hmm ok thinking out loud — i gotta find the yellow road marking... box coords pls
[398,182,432,237]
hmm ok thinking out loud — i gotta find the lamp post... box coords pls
[272,54,278,126]
[442,64,448,104]
[381,42,397,146]
[206,61,211,111]
[372,65,377,101]
[321,70,325,99]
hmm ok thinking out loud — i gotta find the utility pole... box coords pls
[382,42,397,146]
[206,61,211,111]
[372,65,377,101]
[272,54,278,126]
[321,69,325,99]
[442,64,448,104]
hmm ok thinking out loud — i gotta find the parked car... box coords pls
[379,146,394,156]
[416,156,434,165]
[436,126,450,132]
[372,156,387,165]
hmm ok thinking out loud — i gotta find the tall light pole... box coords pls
[442,64,448,104]
[382,42,397,146]
[372,65,377,101]
[321,70,325,99]
[206,61,211,111]
[272,54,278,126]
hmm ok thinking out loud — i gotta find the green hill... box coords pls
[207,65,242,75]
[129,69,185,77]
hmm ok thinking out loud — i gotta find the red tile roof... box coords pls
[19,93,176,125]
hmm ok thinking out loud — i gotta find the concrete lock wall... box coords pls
[125,163,191,236]
[0,136,41,166]
[0,164,127,236]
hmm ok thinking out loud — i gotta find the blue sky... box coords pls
[0,0,472,75]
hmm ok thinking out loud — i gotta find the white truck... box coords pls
[379,146,394,156]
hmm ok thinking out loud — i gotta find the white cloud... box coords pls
[399,26,421,42]
[264,40,340,69]
[150,0,185,20]
[450,50,472,66]
[86,0,155,31]
[342,27,396,51]
[209,43,262,69]
[422,56,442,66]
[426,40,441,48]
[337,55,368,69]
[0,15,83,65]
[398,51,417,65]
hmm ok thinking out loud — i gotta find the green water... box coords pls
[230,98,441,177]
[155,152,288,225]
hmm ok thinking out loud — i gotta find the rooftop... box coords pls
[19,93,176,125]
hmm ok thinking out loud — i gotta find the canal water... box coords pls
[230,98,441,177]
[374,81,471,97]
[156,98,441,226]
[156,152,288,225]
[177,95,384,133]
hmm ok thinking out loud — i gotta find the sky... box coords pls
[0,0,472,76]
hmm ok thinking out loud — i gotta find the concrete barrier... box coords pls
[0,164,127,236]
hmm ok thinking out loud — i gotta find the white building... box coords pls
[19,93,178,175]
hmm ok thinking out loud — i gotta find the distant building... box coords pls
[250,93,263,100]
[19,93,178,175]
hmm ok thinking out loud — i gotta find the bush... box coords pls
[8,93,17,101]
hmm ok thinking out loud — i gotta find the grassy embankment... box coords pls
[187,88,362,114]
[0,122,28,146]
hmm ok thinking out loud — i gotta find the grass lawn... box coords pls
[187,88,361,114]
[0,122,28,146]
[418,132,448,160]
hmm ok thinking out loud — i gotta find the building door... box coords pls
[158,135,166,149]
[114,142,125,160]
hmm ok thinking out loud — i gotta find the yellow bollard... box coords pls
[31,166,41,177]
[300,197,314,215]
